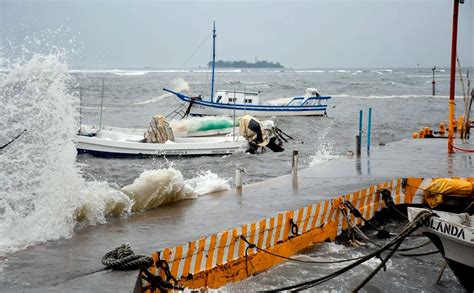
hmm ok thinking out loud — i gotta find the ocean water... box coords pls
[0,52,471,291]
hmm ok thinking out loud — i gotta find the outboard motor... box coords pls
[239,115,284,153]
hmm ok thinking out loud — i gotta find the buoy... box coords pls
[419,129,425,139]
[412,132,419,139]
[439,122,446,136]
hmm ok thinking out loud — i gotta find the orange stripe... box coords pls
[405,178,423,203]
[238,225,248,257]
[395,178,402,204]
[302,205,313,233]
[247,223,257,256]
[181,241,195,278]
[265,217,275,249]
[310,202,321,229]
[282,211,294,241]
[170,245,183,278]
[227,228,238,263]
[193,238,206,274]
[216,231,229,266]
[205,235,217,270]
[257,219,266,250]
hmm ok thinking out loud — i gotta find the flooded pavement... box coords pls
[1,138,473,292]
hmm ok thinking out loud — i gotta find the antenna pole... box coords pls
[99,78,105,131]
[210,21,216,103]
[448,0,461,154]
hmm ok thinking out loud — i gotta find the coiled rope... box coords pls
[101,243,153,270]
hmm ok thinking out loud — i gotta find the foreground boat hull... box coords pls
[408,207,474,291]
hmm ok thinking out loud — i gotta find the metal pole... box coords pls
[448,0,460,154]
[432,66,436,96]
[367,107,372,152]
[358,110,363,152]
[210,21,216,102]
[79,87,83,134]
[233,95,236,141]
[99,78,105,131]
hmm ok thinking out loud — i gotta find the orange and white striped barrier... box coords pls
[140,177,472,291]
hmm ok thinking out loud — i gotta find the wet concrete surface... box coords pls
[1,139,473,292]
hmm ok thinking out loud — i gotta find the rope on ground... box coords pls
[101,243,153,270]
[258,210,433,292]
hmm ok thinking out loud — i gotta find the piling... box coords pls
[356,135,361,156]
[235,168,243,189]
[291,150,299,175]
[432,66,436,96]
[367,108,372,152]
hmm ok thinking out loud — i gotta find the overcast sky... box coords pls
[1,0,473,68]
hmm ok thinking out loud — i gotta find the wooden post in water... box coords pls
[292,150,299,175]
[356,135,361,156]
[235,168,243,189]
[367,108,372,152]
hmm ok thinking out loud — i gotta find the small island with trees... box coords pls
[208,60,284,68]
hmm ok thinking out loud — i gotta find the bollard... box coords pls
[356,135,361,156]
[367,107,372,152]
[292,150,299,175]
[235,168,243,189]
[439,122,446,136]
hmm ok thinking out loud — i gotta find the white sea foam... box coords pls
[0,52,228,256]
[333,94,463,99]
[133,78,190,105]
[113,70,147,76]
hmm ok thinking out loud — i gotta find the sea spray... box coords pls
[309,119,341,166]
[121,168,230,212]
[0,52,95,255]
[134,78,190,105]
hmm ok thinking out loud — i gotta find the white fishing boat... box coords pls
[407,207,474,291]
[75,129,246,157]
[164,22,331,117]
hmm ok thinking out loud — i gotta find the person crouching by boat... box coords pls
[239,115,284,154]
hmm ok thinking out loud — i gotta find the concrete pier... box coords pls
[1,139,473,292]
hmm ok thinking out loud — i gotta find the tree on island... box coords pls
[207,60,284,68]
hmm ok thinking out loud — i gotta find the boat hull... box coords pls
[408,207,474,291]
[189,103,328,117]
[75,134,246,157]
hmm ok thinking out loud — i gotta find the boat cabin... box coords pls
[213,90,260,105]
[286,88,330,107]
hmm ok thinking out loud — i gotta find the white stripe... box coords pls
[270,216,280,247]
[315,203,323,228]
[211,234,221,268]
[222,229,233,264]
[278,214,287,242]
[176,245,188,279]
[260,218,270,250]
[300,207,308,233]
[199,236,212,272]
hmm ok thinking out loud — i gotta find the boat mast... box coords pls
[448,0,462,153]
[210,21,216,102]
